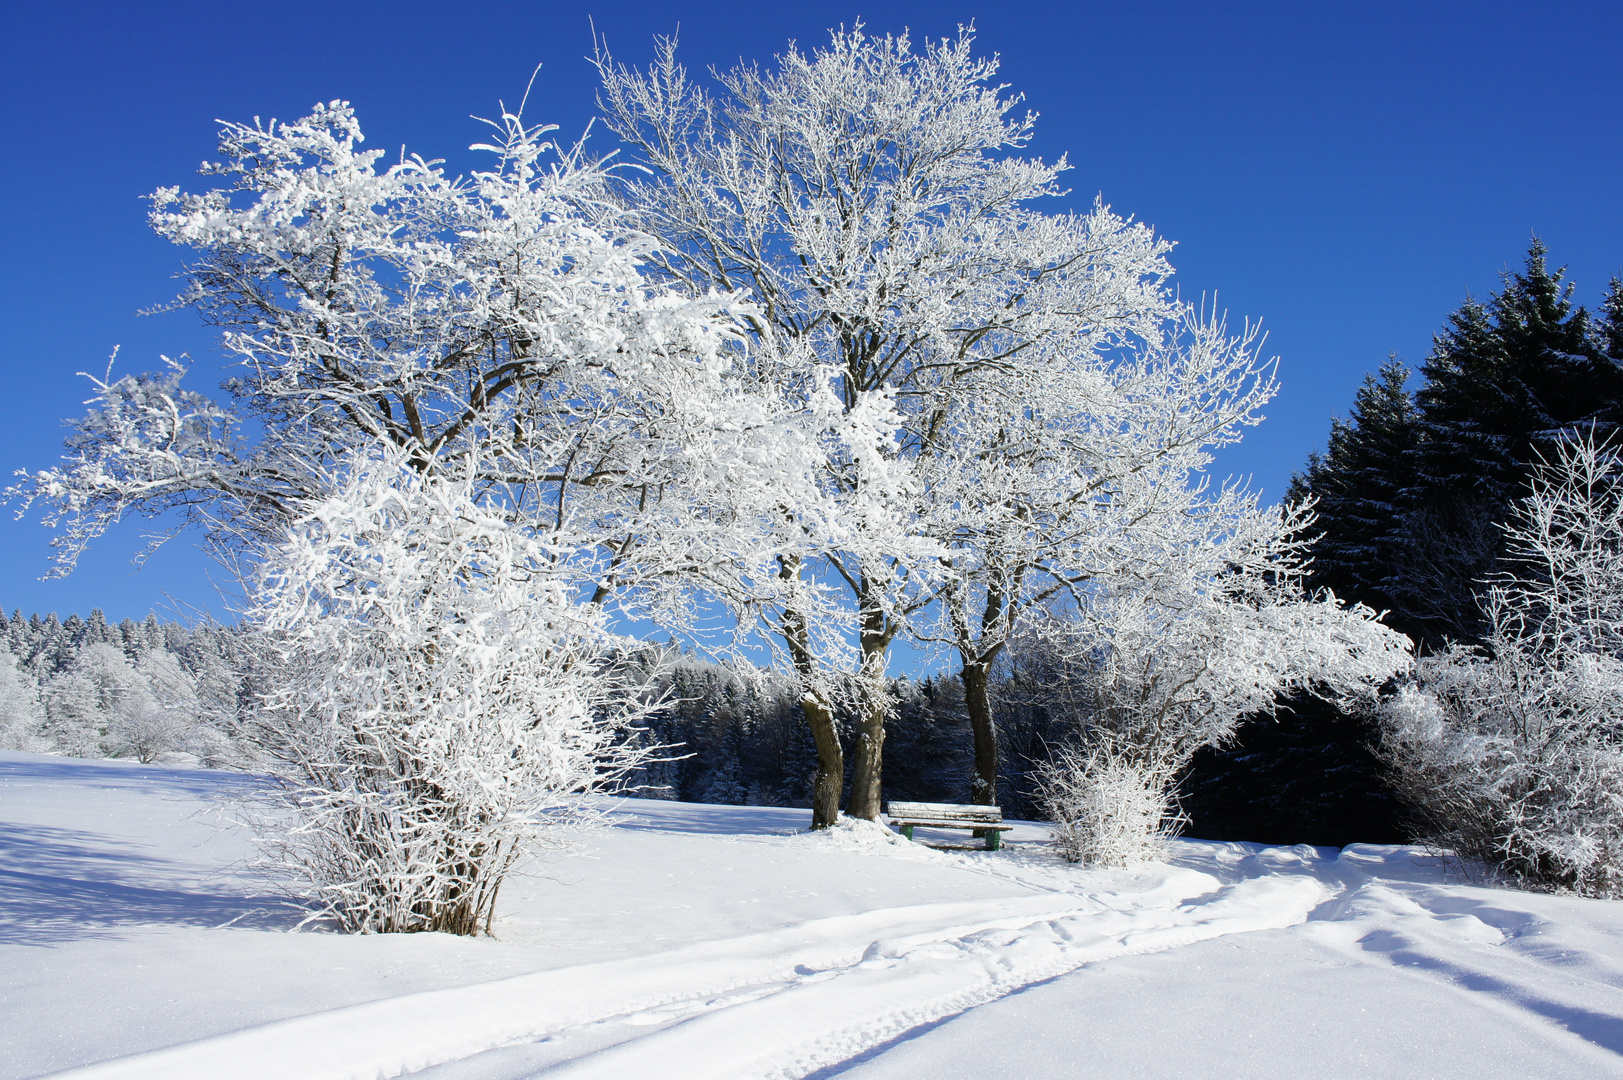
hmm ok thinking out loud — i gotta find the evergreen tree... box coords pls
[1598,276,1623,365]
[1203,241,1623,850]
[1289,359,1421,630]
[1397,240,1623,645]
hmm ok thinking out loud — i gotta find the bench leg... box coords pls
[901,824,914,841]
[986,830,1001,852]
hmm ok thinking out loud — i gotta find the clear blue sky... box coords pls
[1,0,1619,627]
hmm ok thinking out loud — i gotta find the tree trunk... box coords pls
[800,691,844,829]
[845,601,891,821]
[845,690,886,820]
[961,660,999,806]
[778,556,844,829]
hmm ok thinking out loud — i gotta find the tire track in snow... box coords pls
[40,870,1333,1080]
[542,873,1332,1080]
[35,896,1105,1080]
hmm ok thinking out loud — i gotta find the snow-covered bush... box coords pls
[1380,435,1623,897]
[246,450,656,936]
[1037,744,1181,866]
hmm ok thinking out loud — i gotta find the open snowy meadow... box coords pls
[7,750,1623,1080]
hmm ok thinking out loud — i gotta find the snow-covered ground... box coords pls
[5,750,1623,1079]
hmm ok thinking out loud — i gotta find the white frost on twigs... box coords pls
[243,449,658,935]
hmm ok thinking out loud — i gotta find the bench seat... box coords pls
[885,800,1012,851]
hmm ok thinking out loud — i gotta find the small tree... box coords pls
[246,448,654,935]
[1381,434,1623,897]
[1027,495,1411,865]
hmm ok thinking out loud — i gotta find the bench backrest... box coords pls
[886,801,1003,822]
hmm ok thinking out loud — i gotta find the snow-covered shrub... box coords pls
[1380,435,1623,897]
[246,451,656,936]
[1037,744,1180,866]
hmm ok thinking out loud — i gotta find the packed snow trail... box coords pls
[40,863,1332,1080]
[539,874,1328,1080]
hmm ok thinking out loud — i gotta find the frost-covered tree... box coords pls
[245,448,655,935]
[1023,496,1411,865]
[6,100,847,636]
[1381,434,1623,897]
[0,646,45,752]
[111,651,204,764]
[927,304,1274,808]
[597,25,1275,822]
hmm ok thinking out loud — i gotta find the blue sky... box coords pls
[1,0,1619,630]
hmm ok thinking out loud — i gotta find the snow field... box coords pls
[7,751,1623,1080]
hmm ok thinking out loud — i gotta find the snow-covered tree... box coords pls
[6,100,831,629]
[925,303,1275,807]
[10,99,904,817]
[1381,434,1623,897]
[110,650,204,764]
[1024,495,1411,865]
[245,448,656,935]
[0,646,45,752]
[597,24,1275,823]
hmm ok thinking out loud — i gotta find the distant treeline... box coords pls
[0,607,1395,845]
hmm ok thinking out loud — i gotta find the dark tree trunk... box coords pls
[846,595,892,821]
[961,660,999,806]
[800,692,844,829]
[778,556,844,829]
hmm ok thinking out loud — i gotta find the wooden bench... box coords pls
[885,801,1013,851]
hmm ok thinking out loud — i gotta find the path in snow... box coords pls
[838,845,1623,1079]
[42,828,1335,1080]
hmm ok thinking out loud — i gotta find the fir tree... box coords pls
[1210,241,1623,850]
[1598,276,1623,365]
[1289,359,1420,630]
[1397,239,1622,645]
